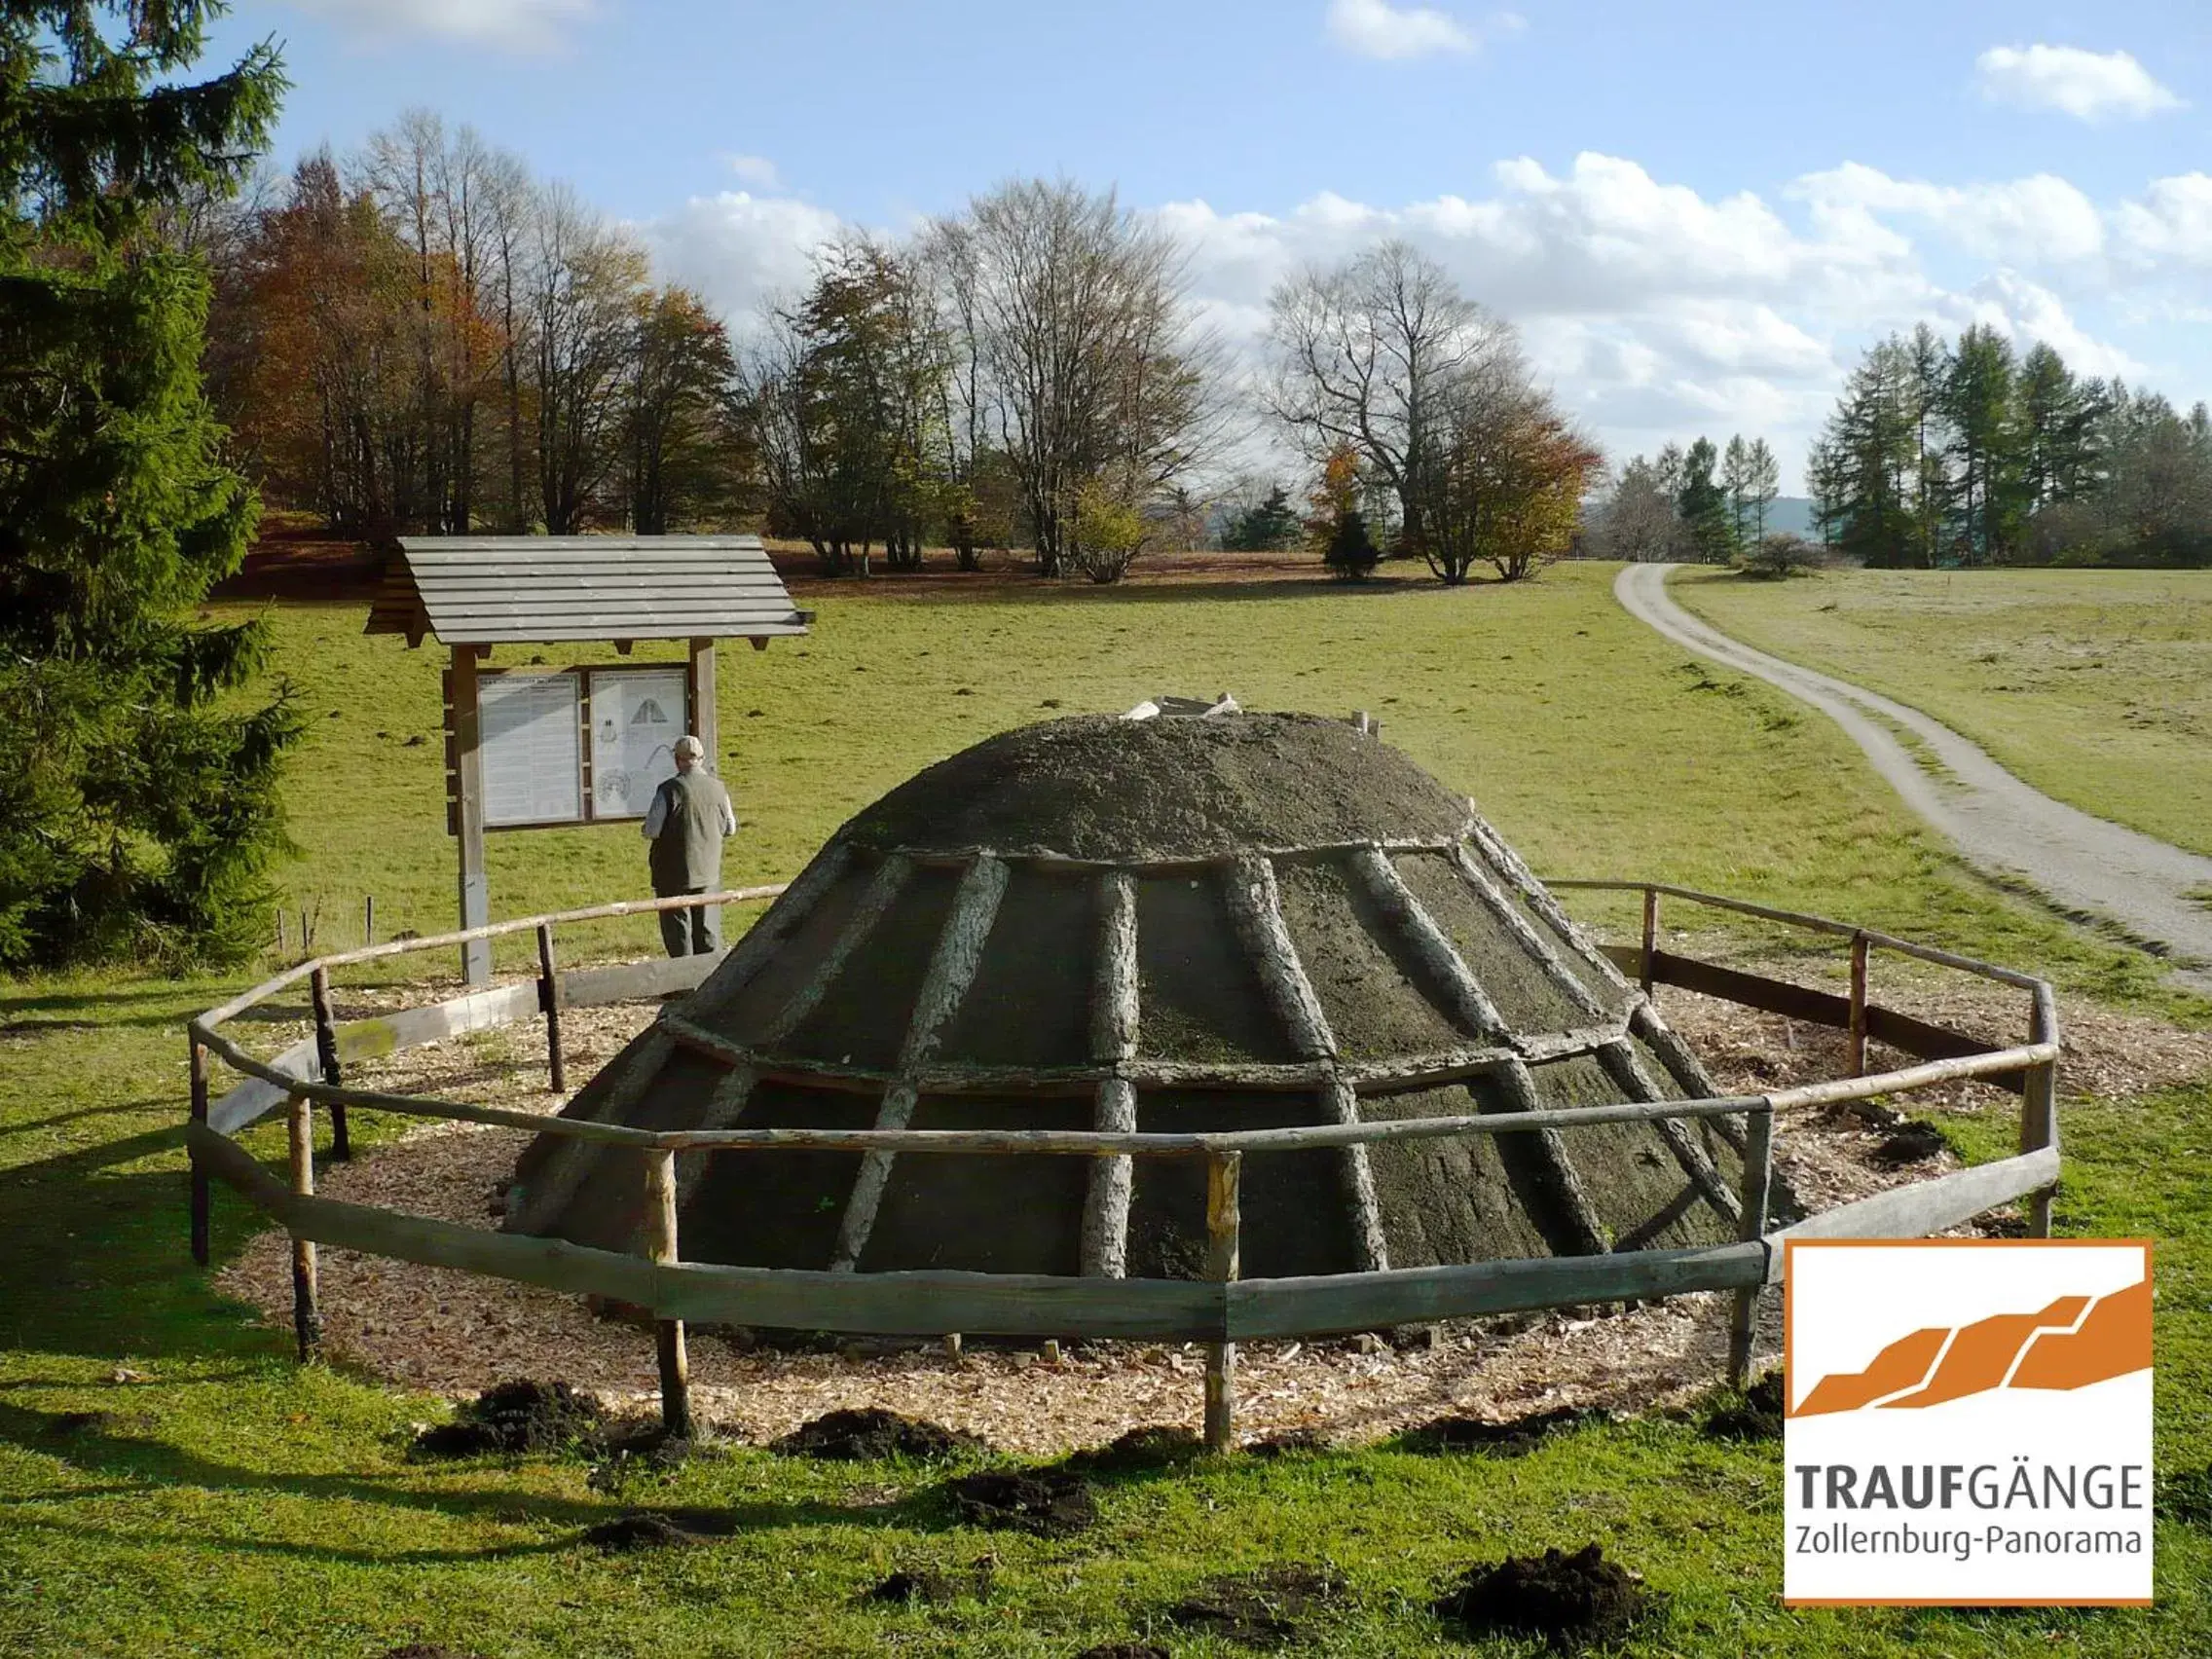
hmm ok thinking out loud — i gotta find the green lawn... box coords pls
[1670,567,2212,860]
[3,562,2206,1656]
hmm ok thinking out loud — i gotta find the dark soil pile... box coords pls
[412,1381,605,1456]
[1401,1406,1612,1456]
[581,1512,700,1552]
[1071,1646,1170,1659]
[1058,1424,1204,1475]
[840,715,1469,860]
[1870,1121,1950,1166]
[1247,1428,1334,1457]
[864,1558,997,1604]
[1431,1545,1649,1651]
[944,1470,1100,1537]
[1703,1373,1786,1442]
[770,1408,986,1461]
[1166,1564,1349,1646]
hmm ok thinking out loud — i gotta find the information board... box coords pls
[477,672,583,827]
[588,666,688,820]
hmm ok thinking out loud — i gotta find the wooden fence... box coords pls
[187,879,2062,1451]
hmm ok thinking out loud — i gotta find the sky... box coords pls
[208,0,2212,492]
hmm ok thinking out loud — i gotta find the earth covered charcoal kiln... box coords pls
[506,713,1760,1286]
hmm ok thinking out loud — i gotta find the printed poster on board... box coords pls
[589,667,687,820]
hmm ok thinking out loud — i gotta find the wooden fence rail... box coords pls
[186,875,2064,1450]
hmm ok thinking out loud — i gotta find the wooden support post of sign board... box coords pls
[449,645,491,985]
[687,637,721,944]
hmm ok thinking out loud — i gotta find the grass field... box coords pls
[3,562,2207,1656]
[1671,567,2212,861]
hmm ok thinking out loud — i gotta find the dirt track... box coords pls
[1615,563,2212,993]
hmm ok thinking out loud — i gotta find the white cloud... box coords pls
[630,151,2185,496]
[1794,164,2106,266]
[1950,273,2150,381]
[2115,172,2212,267]
[286,0,597,52]
[1974,44,2183,123]
[1145,152,2184,489]
[719,154,782,189]
[1325,0,1484,60]
[640,191,845,328]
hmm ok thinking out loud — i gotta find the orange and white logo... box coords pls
[1783,1239,2154,1606]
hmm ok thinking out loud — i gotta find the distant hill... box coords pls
[1764,497,1817,538]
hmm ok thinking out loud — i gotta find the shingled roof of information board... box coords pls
[367,535,813,645]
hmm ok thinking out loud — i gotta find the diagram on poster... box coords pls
[477,672,582,827]
[589,667,687,819]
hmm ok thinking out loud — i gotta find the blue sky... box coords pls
[213,1,2212,489]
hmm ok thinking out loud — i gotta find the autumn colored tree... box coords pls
[625,285,740,533]
[1426,393,1603,583]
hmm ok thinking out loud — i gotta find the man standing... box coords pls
[642,734,737,957]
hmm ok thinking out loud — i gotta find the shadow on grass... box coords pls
[0,1400,977,1560]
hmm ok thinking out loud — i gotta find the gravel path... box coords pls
[1615,563,2212,993]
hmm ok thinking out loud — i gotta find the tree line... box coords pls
[193,126,1604,586]
[1808,324,2212,569]
[1583,433,1785,566]
[194,111,743,539]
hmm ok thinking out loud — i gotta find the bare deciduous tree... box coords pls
[1265,240,1517,563]
[934,179,1221,577]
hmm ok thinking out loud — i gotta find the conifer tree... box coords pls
[0,2,295,967]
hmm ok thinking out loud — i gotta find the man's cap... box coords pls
[673,734,704,758]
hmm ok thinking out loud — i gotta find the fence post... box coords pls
[1640,888,1660,994]
[2022,985,2060,1238]
[537,922,567,1093]
[189,1035,211,1266]
[310,964,349,1161]
[1203,1151,1242,1453]
[287,1092,321,1362]
[645,1149,692,1439]
[1847,932,1869,1078]
[363,894,375,946]
[1727,1103,1775,1388]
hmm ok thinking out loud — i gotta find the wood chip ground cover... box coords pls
[214,960,2212,1454]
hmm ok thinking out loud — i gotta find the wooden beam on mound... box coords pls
[1446,843,1610,1022]
[1347,845,1507,1041]
[1494,1057,1612,1258]
[1326,1074,1389,1273]
[1628,1001,1736,1148]
[1219,853,1335,1059]
[829,854,1008,1273]
[1465,816,1641,996]
[1083,871,1140,1278]
[754,851,912,1049]
[1081,1077,1139,1278]
[1597,1038,1742,1227]
[674,1063,758,1209]
[1217,851,1391,1276]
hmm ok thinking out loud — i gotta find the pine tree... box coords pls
[1720,434,1753,555]
[1744,437,1781,543]
[1941,324,2022,565]
[0,3,295,967]
[1225,484,1301,551]
[1676,437,1732,563]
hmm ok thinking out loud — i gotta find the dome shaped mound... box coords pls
[507,712,1772,1304]
[842,714,1472,860]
